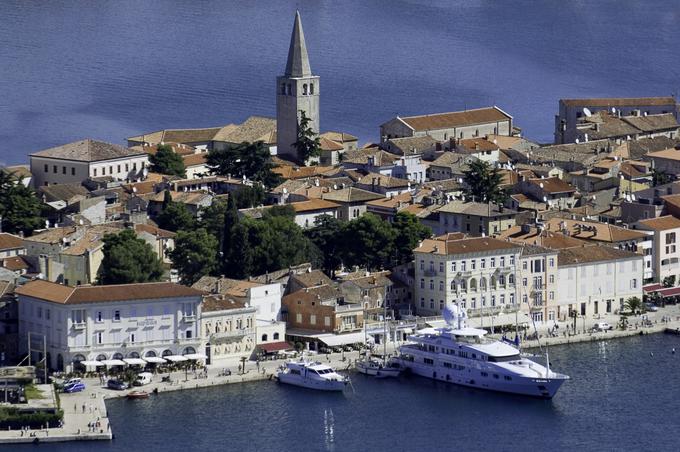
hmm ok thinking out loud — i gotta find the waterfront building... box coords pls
[555,246,643,320]
[635,215,680,285]
[16,280,204,372]
[554,97,678,144]
[276,11,319,162]
[282,286,364,334]
[200,295,257,364]
[517,245,559,323]
[30,139,148,188]
[413,235,521,317]
[380,106,513,143]
[436,200,518,237]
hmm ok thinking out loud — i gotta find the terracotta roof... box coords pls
[274,165,334,180]
[320,131,358,143]
[212,116,276,144]
[457,138,500,152]
[343,149,398,166]
[646,148,680,162]
[149,190,212,205]
[15,279,204,304]
[128,127,222,145]
[398,107,511,131]
[435,232,467,241]
[497,226,586,249]
[202,295,248,312]
[0,233,24,251]
[134,223,176,239]
[182,153,208,167]
[1,165,32,180]
[289,199,340,213]
[122,180,158,195]
[557,245,640,266]
[637,215,680,231]
[356,173,411,189]
[2,256,29,271]
[561,97,676,107]
[319,137,344,152]
[437,200,517,217]
[321,187,383,203]
[526,177,576,194]
[25,227,77,244]
[291,270,333,288]
[622,113,679,133]
[366,191,412,210]
[385,136,438,154]
[31,139,145,162]
[415,236,521,256]
[544,218,647,243]
[133,142,196,156]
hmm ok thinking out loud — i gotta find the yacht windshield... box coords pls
[487,355,520,362]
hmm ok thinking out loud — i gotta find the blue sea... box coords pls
[14,334,680,451]
[2,0,680,165]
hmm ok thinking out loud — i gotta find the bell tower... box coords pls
[276,11,320,162]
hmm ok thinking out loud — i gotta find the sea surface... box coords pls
[2,0,680,165]
[14,334,680,452]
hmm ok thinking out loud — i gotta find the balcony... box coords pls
[182,315,196,323]
[335,303,362,313]
[211,329,254,340]
[424,269,438,277]
[72,322,86,330]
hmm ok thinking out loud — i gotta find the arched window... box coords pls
[128,351,140,359]
[450,280,457,292]
[96,354,107,362]
[182,346,196,355]
[144,350,157,358]
[309,83,314,94]
[480,277,487,292]
[261,334,268,342]
[303,84,308,95]
[162,349,172,357]
[112,352,124,360]
[274,332,280,340]
[469,278,477,292]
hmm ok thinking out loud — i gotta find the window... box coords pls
[53,165,57,173]
[96,311,102,322]
[439,262,444,272]
[549,275,555,284]
[133,162,137,170]
[549,291,555,300]
[44,164,48,172]
[71,167,75,176]
[451,262,456,272]
[461,261,466,271]
[420,279,424,289]
[471,260,476,270]
[62,166,66,174]
[109,166,113,174]
[631,279,637,289]
[522,261,528,270]
[310,314,316,325]
[310,83,314,94]
[490,258,495,268]
[117,164,121,173]
[274,332,280,340]
[510,256,515,265]
[480,259,486,269]
[549,258,555,267]
[296,313,302,323]
[186,330,192,339]
[113,310,120,321]
[97,332,103,344]
[439,281,444,291]
[325,316,331,326]
[510,293,515,304]
[93,168,97,177]
[500,256,505,267]
[125,163,129,172]
[522,278,528,287]
[130,333,135,343]
[262,334,268,341]
[302,84,308,95]
[420,260,424,270]
[429,280,434,290]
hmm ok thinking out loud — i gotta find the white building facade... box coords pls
[16,280,204,372]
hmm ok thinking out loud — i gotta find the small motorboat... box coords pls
[127,390,150,399]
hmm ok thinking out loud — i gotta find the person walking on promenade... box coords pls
[82,403,86,413]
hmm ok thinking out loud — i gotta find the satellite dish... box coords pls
[631,194,636,201]
[542,196,547,202]
[611,107,616,114]
[583,107,592,117]
[626,194,631,202]
[575,138,580,144]
[282,187,288,194]
[539,182,544,188]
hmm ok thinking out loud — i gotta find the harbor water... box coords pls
[2,0,680,164]
[15,334,680,451]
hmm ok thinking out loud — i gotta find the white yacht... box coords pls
[356,355,401,378]
[277,360,349,391]
[393,304,569,398]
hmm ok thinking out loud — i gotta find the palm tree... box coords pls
[624,296,644,315]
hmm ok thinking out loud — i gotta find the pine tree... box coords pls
[169,228,218,285]
[292,110,321,164]
[149,144,186,177]
[462,159,508,205]
[98,230,164,284]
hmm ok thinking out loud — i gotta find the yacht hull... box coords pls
[277,373,347,391]
[397,359,566,398]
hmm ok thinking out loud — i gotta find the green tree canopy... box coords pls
[392,211,432,265]
[0,170,44,235]
[306,215,344,277]
[156,192,196,232]
[340,213,396,271]
[293,110,321,164]
[149,144,186,177]
[206,141,282,188]
[462,159,508,205]
[169,228,219,285]
[232,184,266,209]
[198,198,227,241]
[98,229,164,285]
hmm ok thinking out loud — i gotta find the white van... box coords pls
[134,372,153,386]
[593,322,613,331]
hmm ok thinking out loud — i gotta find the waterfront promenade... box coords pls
[3,304,680,445]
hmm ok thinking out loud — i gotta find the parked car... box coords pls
[593,322,613,331]
[645,303,659,312]
[63,381,86,393]
[107,379,128,391]
[57,377,82,390]
[133,372,153,386]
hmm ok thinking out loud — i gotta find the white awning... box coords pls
[80,360,104,367]
[101,359,126,366]
[183,353,208,360]
[318,332,366,347]
[163,355,189,362]
[143,357,167,364]
[123,358,146,366]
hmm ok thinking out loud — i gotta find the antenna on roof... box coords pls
[583,107,592,117]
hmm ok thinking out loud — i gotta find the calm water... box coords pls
[2,1,680,165]
[15,334,680,451]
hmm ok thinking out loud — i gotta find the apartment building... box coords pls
[635,215,680,285]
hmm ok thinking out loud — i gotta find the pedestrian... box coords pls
[82,403,86,413]
[74,403,77,412]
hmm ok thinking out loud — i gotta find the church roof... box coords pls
[285,11,312,78]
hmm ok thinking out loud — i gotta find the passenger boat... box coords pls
[393,303,569,398]
[126,390,150,399]
[276,360,349,391]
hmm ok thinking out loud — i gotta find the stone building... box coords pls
[276,11,319,162]
[200,295,257,364]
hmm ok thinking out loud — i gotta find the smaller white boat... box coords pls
[277,360,349,391]
[356,357,401,378]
